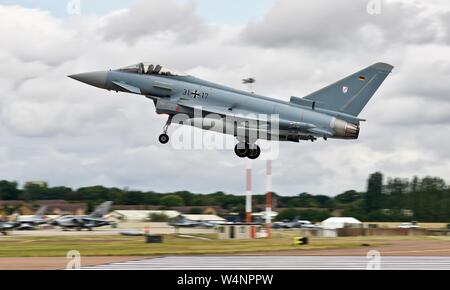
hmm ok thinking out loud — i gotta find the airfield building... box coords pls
[217,223,263,240]
[108,210,181,222]
[182,214,226,224]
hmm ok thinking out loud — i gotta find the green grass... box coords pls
[0,232,391,258]
[1,231,445,258]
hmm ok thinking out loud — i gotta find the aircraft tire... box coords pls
[159,134,169,144]
[247,144,261,160]
[234,143,249,158]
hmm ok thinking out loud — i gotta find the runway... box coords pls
[82,255,450,270]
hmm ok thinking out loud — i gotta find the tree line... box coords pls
[0,172,449,222]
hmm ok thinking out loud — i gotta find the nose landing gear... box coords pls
[159,133,169,144]
[159,115,172,144]
[234,142,261,159]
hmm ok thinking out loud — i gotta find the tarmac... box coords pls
[0,239,448,270]
[82,255,450,270]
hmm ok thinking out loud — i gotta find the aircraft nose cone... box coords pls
[68,71,108,89]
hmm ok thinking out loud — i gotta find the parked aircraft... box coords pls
[15,206,48,230]
[169,216,215,228]
[272,217,315,229]
[51,201,114,231]
[0,221,18,235]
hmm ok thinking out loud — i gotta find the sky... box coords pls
[0,0,276,23]
[0,0,450,196]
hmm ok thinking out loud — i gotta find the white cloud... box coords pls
[99,0,209,44]
[0,5,78,65]
[240,0,450,50]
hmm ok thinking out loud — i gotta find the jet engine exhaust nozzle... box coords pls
[332,118,360,139]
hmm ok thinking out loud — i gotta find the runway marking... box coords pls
[82,256,450,270]
[17,240,37,244]
[381,248,450,254]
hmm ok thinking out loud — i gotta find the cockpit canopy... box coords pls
[116,62,188,77]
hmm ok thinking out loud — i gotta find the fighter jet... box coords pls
[271,217,315,229]
[169,216,215,228]
[0,221,19,235]
[0,206,47,233]
[69,62,393,159]
[51,201,114,231]
[15,206,48,230]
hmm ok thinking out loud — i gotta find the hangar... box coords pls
[182,214,226,224]
[320,217,362,230]
[108,210,181,222]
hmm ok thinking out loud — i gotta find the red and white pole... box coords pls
[245,163,252,224]
[245,162,256,239]
[265,160,273,239]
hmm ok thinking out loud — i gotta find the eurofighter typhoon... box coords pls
[69,62,393,159]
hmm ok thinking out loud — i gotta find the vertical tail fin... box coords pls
[34,206,47,217]
[89,201,113,218]
[303,63,393,116]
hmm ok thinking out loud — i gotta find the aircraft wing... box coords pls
[177,100,315,132]
[177,100,266,124]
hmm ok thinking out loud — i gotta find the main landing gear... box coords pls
[234,142,261,159]
[159,115,172,144]
[157,115,261,159]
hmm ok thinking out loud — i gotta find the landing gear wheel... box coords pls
[234,143,249,158]
[159,134,169,144]
[159,115,172,144]
[247,144,261,160]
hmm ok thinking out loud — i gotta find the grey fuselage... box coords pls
[102,70,359,142]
